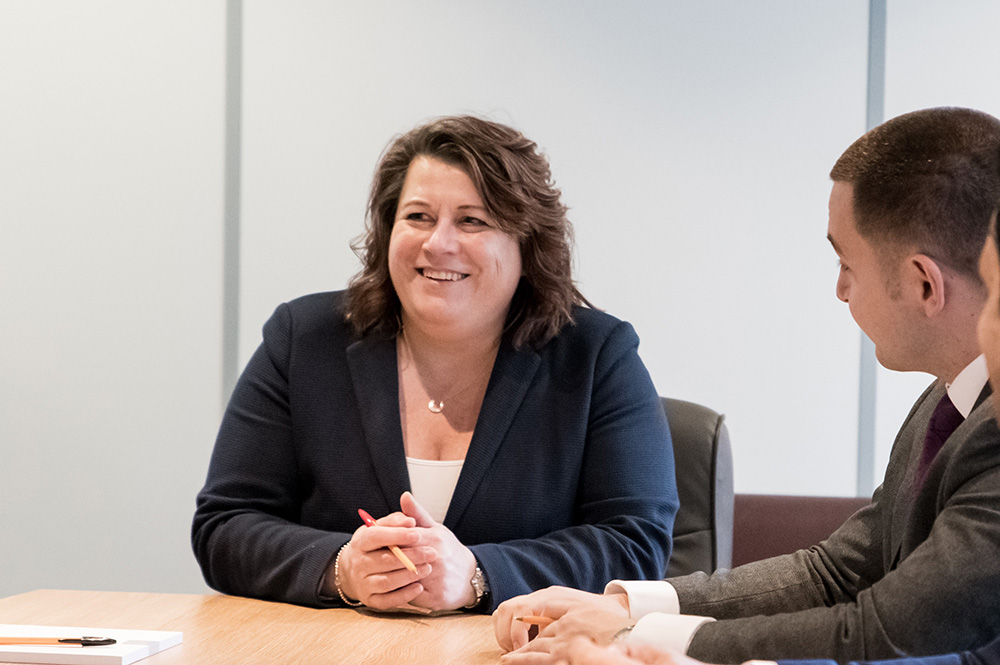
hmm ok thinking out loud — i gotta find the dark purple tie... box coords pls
[913,393,964,492]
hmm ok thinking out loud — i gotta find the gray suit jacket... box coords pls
[672,381,1000,664]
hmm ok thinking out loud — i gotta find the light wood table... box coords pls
[0,590,501,664]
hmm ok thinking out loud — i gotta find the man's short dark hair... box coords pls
[831,107,1000,280]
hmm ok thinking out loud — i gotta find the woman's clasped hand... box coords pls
[331,492,480,612]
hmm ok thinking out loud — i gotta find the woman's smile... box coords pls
[419,268,469,282]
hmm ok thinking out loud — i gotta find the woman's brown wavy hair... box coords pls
[346,115,589,348]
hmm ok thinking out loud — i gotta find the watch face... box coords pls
[472,567,485,596]
[464,566,487,609]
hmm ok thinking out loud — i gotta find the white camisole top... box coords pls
[406,457,464,523]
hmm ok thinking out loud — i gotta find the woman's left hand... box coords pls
[398,491,479,611]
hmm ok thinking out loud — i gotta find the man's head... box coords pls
[827,108,1000,379]
[831,107,1000,278]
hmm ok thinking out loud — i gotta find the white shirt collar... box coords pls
[946,354,988,418]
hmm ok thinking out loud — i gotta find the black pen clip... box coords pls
[58,637,117,647]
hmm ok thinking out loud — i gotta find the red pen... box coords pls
[358,508,419,573]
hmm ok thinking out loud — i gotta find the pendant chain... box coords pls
[399,332,496,414]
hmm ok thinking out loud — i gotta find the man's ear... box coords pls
[908,254,946,316]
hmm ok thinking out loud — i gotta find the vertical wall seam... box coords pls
[857,0,887,497]
[222,0,243,409]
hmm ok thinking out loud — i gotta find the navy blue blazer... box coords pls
[192,291,678,610]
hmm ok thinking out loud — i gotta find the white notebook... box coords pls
[0,624,182,665]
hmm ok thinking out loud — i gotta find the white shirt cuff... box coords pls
[604,579,680,619]
[628,612,715,653]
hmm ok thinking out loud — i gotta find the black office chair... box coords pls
[662,397,734,577]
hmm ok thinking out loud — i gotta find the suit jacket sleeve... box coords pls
[670,399,1000,664]
[777,632,1000,665]
[467,316,678,610]
[777,655,962,665]
[191,302,351,607]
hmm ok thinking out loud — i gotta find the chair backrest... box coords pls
[662,397,734,577]
[731,493,871,567]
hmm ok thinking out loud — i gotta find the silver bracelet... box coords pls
[334,543,363,607]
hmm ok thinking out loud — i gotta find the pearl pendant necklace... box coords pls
[424,371,491,414]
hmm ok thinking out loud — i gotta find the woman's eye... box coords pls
[406,212,431,222]
[460,216,488,228]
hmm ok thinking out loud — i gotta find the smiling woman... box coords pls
[191,115,679,614]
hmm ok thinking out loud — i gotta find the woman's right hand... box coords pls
[330,512,438,610]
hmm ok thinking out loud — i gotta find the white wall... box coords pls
[2,1,997,598]
[0,2,225,597]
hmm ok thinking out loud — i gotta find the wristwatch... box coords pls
[465,563,490,609]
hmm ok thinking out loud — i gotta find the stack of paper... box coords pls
[0,625,182,665]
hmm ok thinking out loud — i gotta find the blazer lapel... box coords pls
[893,381,994,566]
[346,335,410,513]
[444,341,540,529]
[888,383,944,566]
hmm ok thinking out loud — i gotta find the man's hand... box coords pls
[550,636,710,665]
[493,586,631,653]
